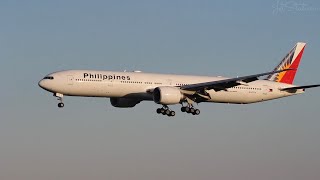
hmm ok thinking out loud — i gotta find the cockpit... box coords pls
[43,76,54,80]
[39,75,56,92]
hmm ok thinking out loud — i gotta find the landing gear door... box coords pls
[67,75,74,85]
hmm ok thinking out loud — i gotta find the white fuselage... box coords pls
[39,70,303,104]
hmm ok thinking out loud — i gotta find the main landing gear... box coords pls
[156,105,176,117]
[55,93,64,108]
[181,104,200,115]
[156,103,200,117]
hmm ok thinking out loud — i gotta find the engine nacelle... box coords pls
[153,87,184,105]
[110,97,141,108]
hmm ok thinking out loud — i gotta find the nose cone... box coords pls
[38,79,49,91]
[39,74,57,92]
[38,80,45,89]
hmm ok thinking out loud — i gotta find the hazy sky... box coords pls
[1,0,320,180]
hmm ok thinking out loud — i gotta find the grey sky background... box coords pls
[1,0,320,180]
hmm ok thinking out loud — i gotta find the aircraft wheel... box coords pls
[169,111,175,117]
[58,102,64,108]
[181,107,186,112]
[165,109,171,115]
[195,109,200,115]
[185,107,191,113]
[190,108,195,114]
[161,108,166,115]
[156,108,162,114]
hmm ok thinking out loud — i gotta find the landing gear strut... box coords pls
[54,93,64,108]
[156,105,175,117]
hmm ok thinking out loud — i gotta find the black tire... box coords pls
[161,108,166,115]
[195,109,200,115]
[190,108,195,114]
[181,107,186,112]
[58,103,64,108]
[165,109,171,115]
[156,108,161,114]
[169,111,175,117]
[185,107,190,113]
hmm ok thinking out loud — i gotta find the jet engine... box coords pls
[110,97,141,108]
[153,87,184,105]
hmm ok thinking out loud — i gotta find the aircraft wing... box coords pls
[181,69,293,91]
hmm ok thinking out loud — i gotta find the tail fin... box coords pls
[266,42,306,84]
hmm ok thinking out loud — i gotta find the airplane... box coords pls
[39,42,320,117]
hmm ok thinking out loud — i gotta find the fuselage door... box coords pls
[262,85,270,95]
[67,75,74,85]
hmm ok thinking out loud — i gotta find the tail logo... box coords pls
[266,42,306,84]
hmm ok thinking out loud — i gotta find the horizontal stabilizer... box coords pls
[280,84,320,91]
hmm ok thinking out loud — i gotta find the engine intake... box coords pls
[153,87,184,105]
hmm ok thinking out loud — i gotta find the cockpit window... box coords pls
[43,76,54,80]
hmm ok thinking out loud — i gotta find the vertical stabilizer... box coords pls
[266,42,306,84]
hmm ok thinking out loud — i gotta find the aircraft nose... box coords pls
[38,79,45,89]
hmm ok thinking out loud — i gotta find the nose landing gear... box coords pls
[54,93,64,108]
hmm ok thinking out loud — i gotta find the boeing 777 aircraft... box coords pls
[39,42,320,116]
